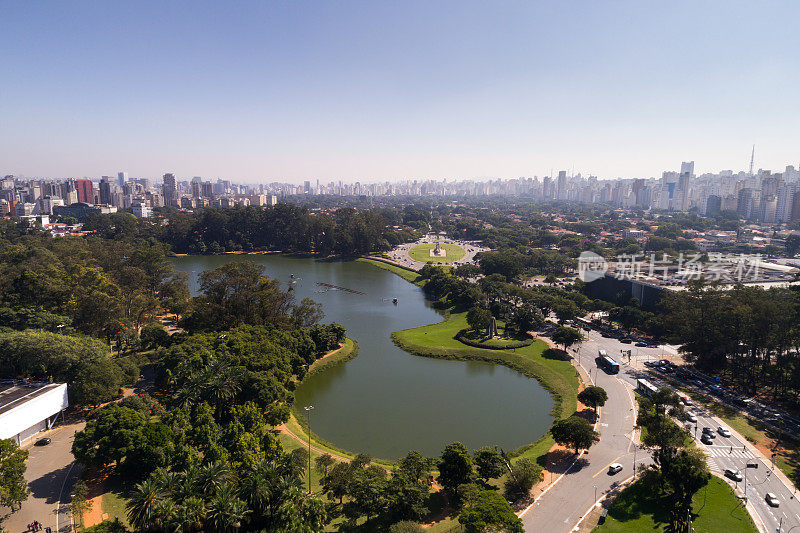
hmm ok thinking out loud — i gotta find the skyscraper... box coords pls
[99,177,112,205]
[556,171,567,200]
[117,171,128,187]
[163,173,177,206]
[73,179,93,204]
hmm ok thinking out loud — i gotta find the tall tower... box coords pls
[749,145,755,177]
[162,173,177,206]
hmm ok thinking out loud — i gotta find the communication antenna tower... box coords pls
[749,144,755,176]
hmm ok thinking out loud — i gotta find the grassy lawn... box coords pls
[593,475,756,533]
[355,257,423,284]
[98,485,130,529]
[392,311,579,463]
[408,242,466,263]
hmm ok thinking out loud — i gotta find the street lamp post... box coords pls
[304,405,314,494]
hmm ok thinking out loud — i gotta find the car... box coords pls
[635,341,649,347]
[724,468,743,482]
[608,463,623,475]
[34,438,51,446]
[718,427,731,438]
[765,493,780,507]
[687,414,698,423]
[659,359,672,367]
[701,435,714,445]
[702,427,716,437]
[601,331,613,338]
[620,337,632,344]
[644,361,657,368]
[680,396,693,406]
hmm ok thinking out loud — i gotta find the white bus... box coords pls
[637,378,658,398]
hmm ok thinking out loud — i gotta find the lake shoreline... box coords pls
[367,258,579,463]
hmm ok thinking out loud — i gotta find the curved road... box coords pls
[521,333,646,532]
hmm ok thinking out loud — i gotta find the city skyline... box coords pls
[2,1,799,181]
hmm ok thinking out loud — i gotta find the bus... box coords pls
[597,355,620,374]
[637,378,658,398]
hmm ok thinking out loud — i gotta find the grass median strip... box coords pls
[593,475,756,533]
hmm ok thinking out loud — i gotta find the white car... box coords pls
[687,414,698,423]
[718,427,732,438]
[766,493,780,507]
[608,463,623,475]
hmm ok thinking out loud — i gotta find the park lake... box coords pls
[170,254,553,460]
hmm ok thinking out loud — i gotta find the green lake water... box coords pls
[170,255,553,460]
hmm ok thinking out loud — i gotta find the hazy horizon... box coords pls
[2,1,799,182]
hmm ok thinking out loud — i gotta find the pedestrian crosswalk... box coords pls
[704,445,753,459]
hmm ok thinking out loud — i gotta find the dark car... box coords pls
[724,468,743,482]
[34,438,51,446]
[701,435,714,445]
[635,341,649,347]
[620,337,632,344]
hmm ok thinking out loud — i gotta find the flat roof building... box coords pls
[0,381,68,445]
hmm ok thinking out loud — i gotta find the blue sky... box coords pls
[2,1,798,182]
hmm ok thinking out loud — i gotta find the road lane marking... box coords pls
[593,455,624,478]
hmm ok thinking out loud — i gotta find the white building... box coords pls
[0,382,69,445]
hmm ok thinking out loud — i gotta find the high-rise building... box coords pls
[705,195,722,216]
[556,171,567,200]
[74,179,92,204]
[680,161,694,177]
[117,172,128,187]
[99,177,112,205]
[162,173,177,206]
[191,181,201,198]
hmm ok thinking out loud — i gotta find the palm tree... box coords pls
[127,478,165,530]
[173,495,205,532]
[153,498,178,530]
[151,468,180,497]
[207,483,249,532]
[198,460,234,496]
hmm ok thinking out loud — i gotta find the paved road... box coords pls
[386,239,488,270]
[0,420,84,533]
[587,330,800,533]
[521,333,647,532]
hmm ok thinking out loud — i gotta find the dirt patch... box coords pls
[80,466,115,528]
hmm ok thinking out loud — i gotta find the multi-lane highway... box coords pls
[580,328,800,533]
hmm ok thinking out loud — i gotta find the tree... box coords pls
[503,458,542,502]
[438,442,474,494]
[384,471,430,522]
[550,326,583,351]
[127,478,165,530]
[322,462,352,504]
[663,449,710,532]
[398,450,430,482]
[466,306,491,334]
[786,234,800,257]
[0,438,28,513]
[577,386,608,420]
[343,465,387,524]
[550,416,599,455]
[189,261,294,330]
[473,446,506,483]
[70,479,93,528]
[458,489,524,533]
[314,453,336,479]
